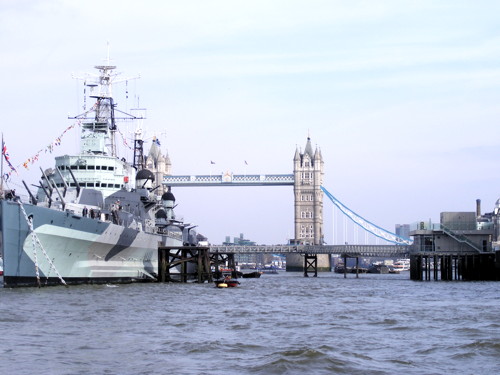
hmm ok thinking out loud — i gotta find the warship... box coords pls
[0,57,198,287]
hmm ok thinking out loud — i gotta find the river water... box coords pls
[0,272,499,375]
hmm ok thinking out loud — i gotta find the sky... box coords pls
[1,0,500,245]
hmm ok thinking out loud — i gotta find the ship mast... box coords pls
[69,49,142,158]
[91,61,117,156]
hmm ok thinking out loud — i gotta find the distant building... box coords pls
[222,233,272,266]
[223,233,256,246]
[395,224,410,239]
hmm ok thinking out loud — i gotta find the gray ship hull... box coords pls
[0,200,181,287]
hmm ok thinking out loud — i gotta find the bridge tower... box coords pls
[287,137,330,272]
[293,137,324,245]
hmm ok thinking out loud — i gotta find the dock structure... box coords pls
[410,252,500,281]
[210,251,238,279]
[340,254,365,279]
[158,245,213,283]
[209,244,409,257]
[156,243,499,282]
[156,243,410,282]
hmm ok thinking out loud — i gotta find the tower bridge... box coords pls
[158,136,412,273]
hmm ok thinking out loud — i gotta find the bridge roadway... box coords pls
[209,244,410,257]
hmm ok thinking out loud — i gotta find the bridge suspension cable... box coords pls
[321,186,413,245]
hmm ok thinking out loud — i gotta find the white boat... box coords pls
[0,55,198,287]
[390,259,410,273]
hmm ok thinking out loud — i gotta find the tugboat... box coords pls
[0,55,200,287]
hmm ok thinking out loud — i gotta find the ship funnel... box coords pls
[161,187,176,221]
[136,169,155,189]
[476,199,481,217]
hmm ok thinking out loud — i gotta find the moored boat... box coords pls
[367,264,390,274]
[390,259,410,273]
[242,271,262,278]
[0,55,200,287]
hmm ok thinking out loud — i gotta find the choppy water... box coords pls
[0,272,499,375]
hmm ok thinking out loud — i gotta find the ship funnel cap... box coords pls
[161,187,175,202]
[136,169,155,182]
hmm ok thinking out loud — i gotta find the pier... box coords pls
[410,252,500,281]
[158,245,213,283]
[157,244,500,282]
[157,243,410,283]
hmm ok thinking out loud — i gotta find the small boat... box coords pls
[258,265,278,274]
[242,271,262,278]
[214,278,240,288]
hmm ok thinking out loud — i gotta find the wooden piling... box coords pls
[343,255,347,279]
[157,245,213,283]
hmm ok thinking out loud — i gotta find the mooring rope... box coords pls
[44,258,55,286]
[16,200,67,286]
[30,217,41,287]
